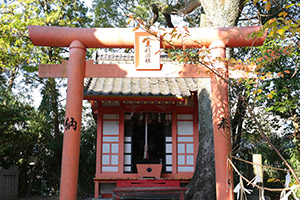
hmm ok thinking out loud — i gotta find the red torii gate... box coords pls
[28,25,265,200]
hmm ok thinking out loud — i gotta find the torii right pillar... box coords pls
[210,40,233,200]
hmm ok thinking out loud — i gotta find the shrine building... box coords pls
[85,52,202,199]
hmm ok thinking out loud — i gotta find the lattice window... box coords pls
[101,114,119,172]
[177,114,194,172]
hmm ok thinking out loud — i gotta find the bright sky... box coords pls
[83,0,93,8]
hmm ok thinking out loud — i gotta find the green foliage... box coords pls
[0,89,41,167]
[234,106,294,198]
[0,86,46,195]
[78,104,97,195]
[0,0,91,97]
[253,40,299,118]
[93,0,147,27]
[0,0,93,196]
[230,0,300,195]
[262,0,300,39]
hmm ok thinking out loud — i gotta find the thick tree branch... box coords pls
[148,1,202,28]
[231,94,248,155]
[148,4,159,27]
[162,13,174,28]
[167,0,202,15]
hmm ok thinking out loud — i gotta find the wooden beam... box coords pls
[28,25,266,48]
[39,60,211,78]
[39,60,256,79]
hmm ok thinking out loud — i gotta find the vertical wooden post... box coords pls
[210,40,232,200]
[59,40,86,200]
[94,101,103,199]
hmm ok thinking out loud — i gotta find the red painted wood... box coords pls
[172,111,178,174]
[39,60,257,79]
[136,164,162,178]
[94,181,99,200]
[94,101,103,199]
[116,179,180,188]
[101,194,112,198]
[59,40,86,200]
[119,111,124,174]
[114,187,186,192]
[97,103,103,174]
[28,25,265,48]
[193,93,199,163]
[113,182,186,200]
[39,61,211,78]
[94,99,198,182]
[94,172,194,179]
[98,103,195,115]
[210,41,232,200]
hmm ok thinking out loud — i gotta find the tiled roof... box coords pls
[83,52,199,98]
[84,77,199,98]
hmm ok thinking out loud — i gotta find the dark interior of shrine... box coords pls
[125,113,171,173]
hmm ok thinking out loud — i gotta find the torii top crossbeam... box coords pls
[28,25,264,48]
[28,25,265,200]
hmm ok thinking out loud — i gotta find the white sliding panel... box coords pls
[177,114,194,172]
[101,114,120,172]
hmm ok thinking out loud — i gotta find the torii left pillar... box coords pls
[59,40,86,200]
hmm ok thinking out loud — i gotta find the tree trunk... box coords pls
[8,66,18,92]
[291,111,300,153]
[47,78,61,143]
[199,0,244,27]
[186,0,244,199]
[187,79,216,200]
